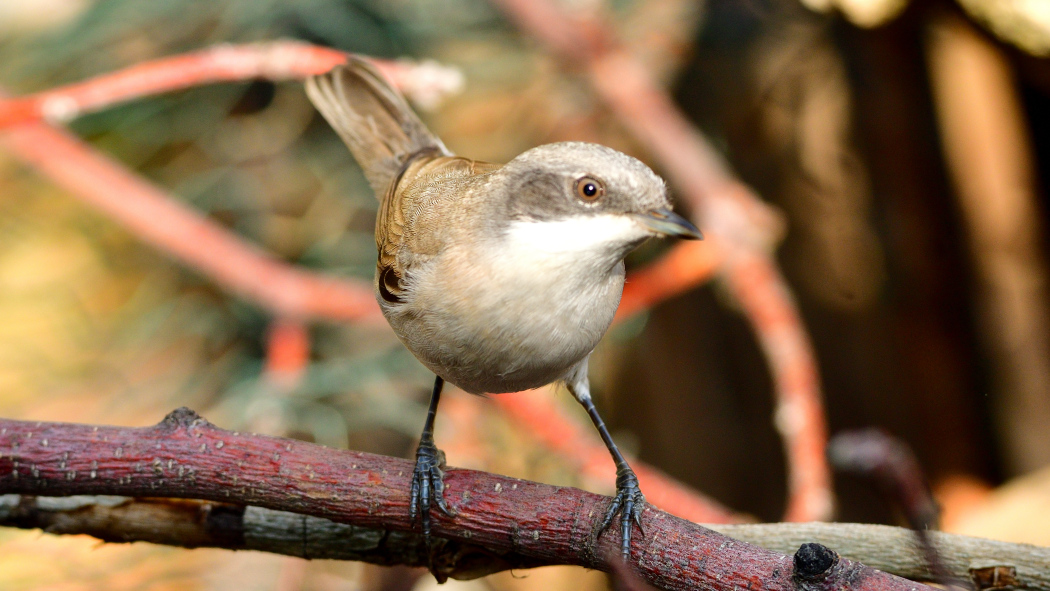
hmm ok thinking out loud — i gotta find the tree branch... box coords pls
[0,410,931,590]
[712,523,1050,591]
[0,495,539,580]
[0,41,457,127]
[5,495,1047,589]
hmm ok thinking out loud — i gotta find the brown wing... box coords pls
[376,156,502,304]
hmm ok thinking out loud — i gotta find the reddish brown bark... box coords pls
[0,410,931,590]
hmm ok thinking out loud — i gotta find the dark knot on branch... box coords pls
[159,407,210,431]
[793,542,837,581]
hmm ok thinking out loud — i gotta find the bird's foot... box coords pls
[409,438,455,543]
[599,466,646,559]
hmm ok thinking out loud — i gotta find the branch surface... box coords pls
[4,495,1047,589]
[0,495,537,580]
[0,410,931,591]
[713,523,1050,590]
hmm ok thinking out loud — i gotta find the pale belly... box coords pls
[381,257,625,394]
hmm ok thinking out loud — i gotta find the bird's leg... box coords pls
[410,375,454,544]
[565,360,645,559]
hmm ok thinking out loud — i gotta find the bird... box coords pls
[305,57,702,559]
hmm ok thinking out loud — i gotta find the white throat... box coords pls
[502,214,649,272]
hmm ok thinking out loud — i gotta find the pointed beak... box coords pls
[631,208,704,240]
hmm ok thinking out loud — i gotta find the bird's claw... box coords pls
[409,438,455,544]
[598,467,646,558]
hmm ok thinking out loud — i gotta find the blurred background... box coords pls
[2,0,1050,589]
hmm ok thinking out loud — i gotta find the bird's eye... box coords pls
[574,176,605,202]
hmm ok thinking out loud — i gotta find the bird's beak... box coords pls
[632,208,704,240]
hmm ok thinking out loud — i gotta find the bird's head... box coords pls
[491,142,701,268]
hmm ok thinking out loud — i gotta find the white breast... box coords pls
[385,213,645,394]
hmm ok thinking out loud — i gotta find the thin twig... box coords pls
[830,430,968,589]
[0,41,455,127]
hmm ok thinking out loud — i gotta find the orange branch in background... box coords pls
[0,42,396,128]
[266,319,311,388]
[0,121,381,322]
[490,391,744,524]
[0,42,444,323]
[617,240,723,323]
[491,0,833,522]
[724,252,828,521]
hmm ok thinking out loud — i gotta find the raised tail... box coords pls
[305,57,450,196]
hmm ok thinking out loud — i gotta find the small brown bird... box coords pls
[305,58,701,558]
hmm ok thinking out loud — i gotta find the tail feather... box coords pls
[305,58,449,196]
